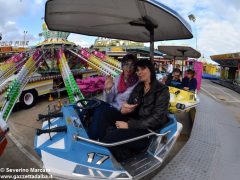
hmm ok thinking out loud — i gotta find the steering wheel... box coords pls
[75,98,101,110]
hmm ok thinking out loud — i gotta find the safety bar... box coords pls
[73,130,171,147]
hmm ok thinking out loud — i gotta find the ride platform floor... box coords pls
[3,80,237,180]
[212,79,240,94]
[154,79,240,180]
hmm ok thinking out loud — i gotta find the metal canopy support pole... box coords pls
[144,20,155,62]
[130,17,157,62]
[149,27,154,62]
[177,49,187,76]
[173,56,176,68]
[182,59,184,76]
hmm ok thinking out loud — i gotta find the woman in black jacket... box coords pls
[102,60,170,161]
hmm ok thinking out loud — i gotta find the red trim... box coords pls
[0,129,7,156]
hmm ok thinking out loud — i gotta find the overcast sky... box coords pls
[0,0,239,60]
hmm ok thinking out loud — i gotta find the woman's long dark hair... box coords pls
[135,60,156,83]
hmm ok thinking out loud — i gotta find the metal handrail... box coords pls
[73,130,171,147]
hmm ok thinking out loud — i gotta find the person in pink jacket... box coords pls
[88,54,139,140]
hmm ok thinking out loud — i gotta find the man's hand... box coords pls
[161,76,167,84]
[120,102,138,114]
[115,121,128,129]
[105,75,114,91]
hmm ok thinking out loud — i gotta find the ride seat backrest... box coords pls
[160,114,177,138]
[147,114,177,155]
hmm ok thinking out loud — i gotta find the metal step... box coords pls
[121,152,161,178]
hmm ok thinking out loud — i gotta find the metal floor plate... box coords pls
[153,93,240,180]
[122,152,160,178]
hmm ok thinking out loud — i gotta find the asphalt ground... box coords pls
[201,79,240,124]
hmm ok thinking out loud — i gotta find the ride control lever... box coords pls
[36,126,67,136]
[37,112,63,121]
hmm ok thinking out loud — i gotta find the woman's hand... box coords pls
[183,87,189,90]
[105,75,114,91]
[115,121,128,129]
[120,102,138,114]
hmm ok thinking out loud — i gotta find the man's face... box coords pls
[187,73,193,78]
[122,60,135,76]
[173,72,180,80]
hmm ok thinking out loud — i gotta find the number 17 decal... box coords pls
[87,153,109,165]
